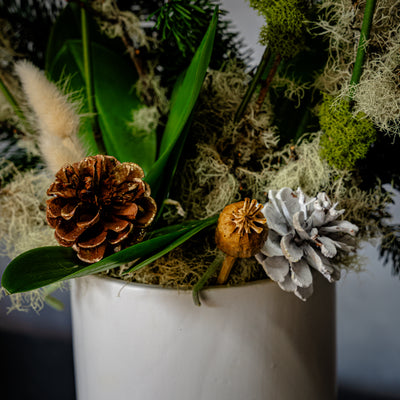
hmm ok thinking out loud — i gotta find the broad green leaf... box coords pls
[48,40,157,173]
[146,7,218,196]
[1,218,217,294]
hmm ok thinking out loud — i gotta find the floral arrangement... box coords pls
[0,0,399,311]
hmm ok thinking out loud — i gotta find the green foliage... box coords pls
[151,0,208,56]
[150,0,245,85]
[1,217,218,294]
[1,5,219,294]
[249,0,308,59]
[319,95,376,170]
[146,7,218,200]
[46,5,157,172]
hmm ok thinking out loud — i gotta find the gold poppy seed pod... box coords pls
[215,198,268,284]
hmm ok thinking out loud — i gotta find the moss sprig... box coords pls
[249,0,309,59]
[319,94,376,170]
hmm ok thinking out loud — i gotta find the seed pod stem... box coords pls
[217,255,237,284]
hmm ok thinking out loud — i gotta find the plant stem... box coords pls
[80,1,106,154]
[255,53,281,112]
[192,252,224,306]
[217,254,236,284]
[348,0,377,100]
[234,47,271,123]
[0,74,26,123]
[42,284,65,311]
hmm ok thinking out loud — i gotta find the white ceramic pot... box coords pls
[71,274,336,400]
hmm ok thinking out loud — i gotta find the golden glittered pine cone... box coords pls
[46,155,157,263]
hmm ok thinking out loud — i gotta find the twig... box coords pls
[255,53,281,112]
[234,47,271,123]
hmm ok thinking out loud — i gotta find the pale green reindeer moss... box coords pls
[319,95,376,170]
[249,0,307,58]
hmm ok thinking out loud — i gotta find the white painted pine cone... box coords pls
[256,188,358,300]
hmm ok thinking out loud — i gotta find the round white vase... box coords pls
[70,274,336,400]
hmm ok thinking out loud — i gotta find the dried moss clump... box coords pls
[353,36,400,136]
[267,132,347,196]
[0,162,55,259]
[0,161,58,312]
[319,95,376,170]
[249,0,308,58]
[172,62,278,221]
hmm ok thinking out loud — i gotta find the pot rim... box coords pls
[79,273,273,295]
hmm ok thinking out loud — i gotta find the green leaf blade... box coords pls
[146,7,219,195]
[125,215,218,273]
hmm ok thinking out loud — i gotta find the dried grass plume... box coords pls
[15,60,87,174]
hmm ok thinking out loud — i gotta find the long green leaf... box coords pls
[146,7,218,195]
[1,218,216,294]
[125,215,218,273]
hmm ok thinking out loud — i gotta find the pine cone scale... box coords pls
[104,217,130,232]
[76,209,100,229]
[134,197,157,227]
[56,220,86,244]
[78,229,107,249]
[77,243,107,264]
[112,203,138,218]
[61,201,79,220]
[108,225,133,245]
[46,197,67,218]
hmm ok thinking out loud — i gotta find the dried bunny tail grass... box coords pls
[14,60,87,174]
[0,161,56,259]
